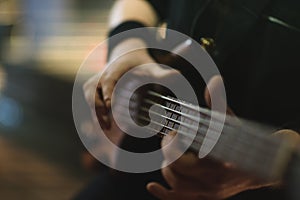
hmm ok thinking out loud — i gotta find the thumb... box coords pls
[204,75,234,115]
[273,129,300,144]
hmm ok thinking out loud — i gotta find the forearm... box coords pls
[107,0,160,61]
[108,0,159,29]
[109,38,149,62]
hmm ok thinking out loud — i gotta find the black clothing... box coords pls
[75,0,300,199]
[147,0,300,128]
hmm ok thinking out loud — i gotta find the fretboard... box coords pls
[151,94,295,181]
[114,86,297,182]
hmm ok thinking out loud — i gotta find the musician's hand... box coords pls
[273,129,300,146]
[147,131,276,200]
[84,37,183,130]
[83,38,181,165]
[147,75,274,200]
[84,39,150,129]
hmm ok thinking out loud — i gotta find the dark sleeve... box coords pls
[106,1,170,59]
[146,0,170,21]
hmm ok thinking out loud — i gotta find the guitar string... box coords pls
[116,88,279,148]
[138,107,280,164]
[141,101,280,155]
[114,105,279,171]
[113,93,281,162]
[121,89,219,123]
[146,90,280,147]
[140,105,270,149]
[121,88,276,143]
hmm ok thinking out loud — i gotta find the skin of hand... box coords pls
[147,75,300,200]
[82,0,160,168]
[109,0,159,29]
[84,38,152,129]
[84,38,181,129]
[83,38,181,165]
[84,0,159,130]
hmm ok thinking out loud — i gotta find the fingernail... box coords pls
[147,183,158,194]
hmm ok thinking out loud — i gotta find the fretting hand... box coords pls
[146,75,292,200]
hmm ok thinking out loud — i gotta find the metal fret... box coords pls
[157,96,288,181]
[162,101,181,135]
[114,87,295,182]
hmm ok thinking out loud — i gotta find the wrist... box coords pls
[108,38,150,63]
[107,21,156,60]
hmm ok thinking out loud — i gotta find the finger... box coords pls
[161,155,204,186]
[147,182,203,200]
[101,77,116,108]
[273,129,300,144]
[94,88,111,129]
[94,76,112,128]
[83,74,112,129]
[95,110,111,130]
[161,131,199,167]
[147,182,170,200]
[88,87,110,129]
[91,105,108,130]
[161,131,177,147]
[84,86,96,108]
[204,75,234,115]
[161,131,186,163]
[160,163,183,189]
[95,91,109,114]
[161,165,202,192]
[83,76,96,96]
[83,78,106,111]
[204,75,223,107]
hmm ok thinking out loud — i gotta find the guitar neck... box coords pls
[154,94,296,182]
[114,78,298,183]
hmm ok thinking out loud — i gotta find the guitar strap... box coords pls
[212,0,274,65]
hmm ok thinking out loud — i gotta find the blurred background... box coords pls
[0,0,113,199]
